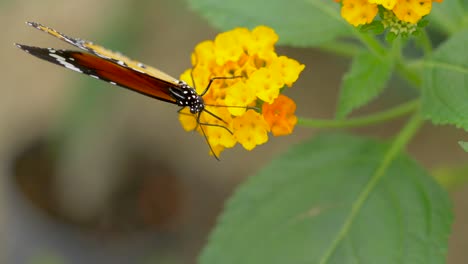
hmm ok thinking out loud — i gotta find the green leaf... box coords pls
[336,53,393,118]
[385,31,398,43]
[189,0,351,47]
[422,29,468,130]
[360,21,384,35]
[200,133,452,264]
[429,0,468,35]
[417,19,429,28]
[459,141,468,152]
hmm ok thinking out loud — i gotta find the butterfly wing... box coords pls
[16,44,178,103]
[26,21,180,85]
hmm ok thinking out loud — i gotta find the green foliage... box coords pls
[189,0,351,47]
[430,0,468,34]
[200,134,452,264]
[336,52,393,118]
[459,141,468,152]
[422,29,468,131]
[189,0,465,262]
[360,21,385,35]
[385,32,398,43]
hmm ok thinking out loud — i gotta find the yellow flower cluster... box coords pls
[337,0,443,26]
[178,26,304,157]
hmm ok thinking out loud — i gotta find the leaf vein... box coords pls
[318,114,424,264]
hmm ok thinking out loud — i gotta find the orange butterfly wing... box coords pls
[16,44,177,103]
[25,21,180,85]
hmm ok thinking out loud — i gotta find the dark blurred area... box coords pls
[1,1,466,263]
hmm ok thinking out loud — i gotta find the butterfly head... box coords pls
[171,81,205,114]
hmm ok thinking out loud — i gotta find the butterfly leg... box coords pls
[177,107,232,134]
[200,76,244,96]
[196,112,222,161]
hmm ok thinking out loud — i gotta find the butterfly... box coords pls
[15,22,237,160]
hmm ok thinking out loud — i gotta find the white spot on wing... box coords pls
[49,53,82,73]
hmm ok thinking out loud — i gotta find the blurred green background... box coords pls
[1,0,466,263]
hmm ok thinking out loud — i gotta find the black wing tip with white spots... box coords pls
[15,43,34,53]
[15,43,41,53]
[15,44,89,74]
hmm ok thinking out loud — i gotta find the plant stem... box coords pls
[319,111,425,264]
[391,36,403,62]
[297,99,420,129]
[354,31,386,57]
[418,29,433,55]
[394,30,435,90]
[396,60,422,89]
[318,41,363,58]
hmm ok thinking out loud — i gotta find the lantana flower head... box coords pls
[336,0,443,35]
[178,26,305,157]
